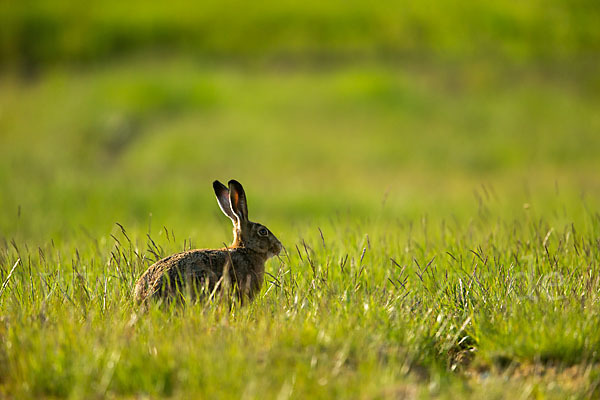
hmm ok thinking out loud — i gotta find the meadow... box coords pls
[2,1,600,398]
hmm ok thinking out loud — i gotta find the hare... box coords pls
[133,179,282,304]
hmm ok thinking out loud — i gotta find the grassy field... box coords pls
[1,57,599,399]
[2,2,600,398]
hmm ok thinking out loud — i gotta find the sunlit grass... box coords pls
[1,200,599,398]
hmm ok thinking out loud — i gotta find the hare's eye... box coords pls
[258,227,269,236]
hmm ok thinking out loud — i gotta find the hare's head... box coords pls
[213,180,282,258]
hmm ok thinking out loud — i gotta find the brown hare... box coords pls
[133,179,282,304]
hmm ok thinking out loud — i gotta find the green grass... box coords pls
[1,55,600,398]
[2,203,600,398]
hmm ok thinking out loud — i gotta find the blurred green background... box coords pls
[1,0,599,241]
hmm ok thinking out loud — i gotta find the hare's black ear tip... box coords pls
[213,180,225,190]
[228,179,244,189]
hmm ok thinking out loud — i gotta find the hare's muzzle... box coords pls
[269,239,283,258]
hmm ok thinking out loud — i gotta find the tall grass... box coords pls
[1,194,599,398]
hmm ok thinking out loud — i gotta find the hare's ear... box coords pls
[213,180,237,224]
[228,179,248,223]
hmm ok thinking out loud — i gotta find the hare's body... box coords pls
[133,180,282,304]
[134,247,268,302]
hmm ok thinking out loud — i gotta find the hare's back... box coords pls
[134,249,228,302]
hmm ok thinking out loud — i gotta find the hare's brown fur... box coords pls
[134,248,268,302]
[133,180,282,304]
